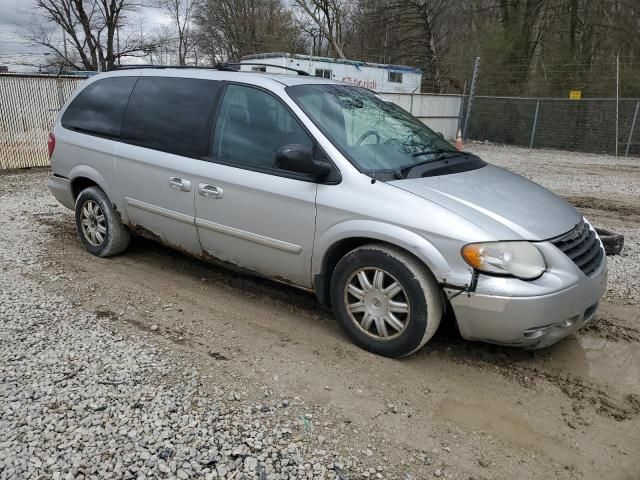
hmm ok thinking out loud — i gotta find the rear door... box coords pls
[193,83,318,288]
[116,76,223,254]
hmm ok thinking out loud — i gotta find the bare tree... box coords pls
[292,0,354,58]
[29,0,144,71]
[194,0,303,64]
[134,19,174,65]
[157,0,196,66]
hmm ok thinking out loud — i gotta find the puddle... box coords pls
[540,334,640,396]
[437,399,576,466]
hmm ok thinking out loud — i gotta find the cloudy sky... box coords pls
[0,0,45,69]
[0,0,168,71]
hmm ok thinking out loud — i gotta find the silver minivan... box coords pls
[48,67,608,357]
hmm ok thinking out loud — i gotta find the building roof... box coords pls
[241,53,423,74]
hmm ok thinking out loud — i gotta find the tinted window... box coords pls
[122,77,221,158]
[212,84,312,171]
[62,77,136,137]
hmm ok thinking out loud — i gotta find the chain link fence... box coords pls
[0,74,86,169]
[465,96,640,156]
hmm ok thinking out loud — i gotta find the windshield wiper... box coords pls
[394,150,471,179]
[411,148,458,157]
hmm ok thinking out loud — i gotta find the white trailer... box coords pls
[240,53,422,93]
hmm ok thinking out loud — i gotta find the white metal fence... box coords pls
[379,92,463,140]
[0,74,86,169]
[0,74,464,170]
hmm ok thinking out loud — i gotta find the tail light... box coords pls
[47,132,56,159]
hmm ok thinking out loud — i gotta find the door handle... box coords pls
[169,177,191,192]
[198,183,224,199]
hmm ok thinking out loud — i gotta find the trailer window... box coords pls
[388,71,403,83]
[315,69,332,79]
[251,66,266,72]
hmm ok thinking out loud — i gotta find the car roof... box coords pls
[93,67,346,88]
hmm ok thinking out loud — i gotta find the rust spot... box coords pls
[126,223,163,243]
[123,224,311,293]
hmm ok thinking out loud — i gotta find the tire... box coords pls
[75,186,130,257]
[330,243,443,358]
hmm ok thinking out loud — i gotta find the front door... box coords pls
[193,83,318,287]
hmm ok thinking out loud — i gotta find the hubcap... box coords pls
[80,200,106,247]
[344,267,410,340]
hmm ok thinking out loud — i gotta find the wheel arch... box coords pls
[68,165,109,201]
[312,221,451,307]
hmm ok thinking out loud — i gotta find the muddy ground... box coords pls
[2,145,639,479]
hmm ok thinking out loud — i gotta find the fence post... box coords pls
[615,54,620,156]
[462,56,480,140]
[529,99,540,148]
[625,100,640,157]
[57,78,65,110]
[457,80,467,133]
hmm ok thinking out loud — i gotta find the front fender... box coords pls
[313,219,463,284]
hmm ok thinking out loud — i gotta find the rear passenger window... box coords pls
[122,77,221,158]
[61,77,136,138]
[212,84,313,171]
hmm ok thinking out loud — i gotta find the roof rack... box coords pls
[108,62,309,75]
[108,64,236,72]
[224,62,309,76]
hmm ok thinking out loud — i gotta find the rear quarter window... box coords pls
[121,77,222,159]
[61,77,137,138]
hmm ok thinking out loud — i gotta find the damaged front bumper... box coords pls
[446,245,608,349]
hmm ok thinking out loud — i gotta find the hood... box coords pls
[388,164,580,241]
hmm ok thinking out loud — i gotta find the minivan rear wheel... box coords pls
[330,244,442,357]
[75,186,130,257]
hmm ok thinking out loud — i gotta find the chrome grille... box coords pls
[551,220,604,276]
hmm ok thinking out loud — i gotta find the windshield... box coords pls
[287,84,458,173]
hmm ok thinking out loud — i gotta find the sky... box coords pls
[0,0,46,69]
[0,0,168,71]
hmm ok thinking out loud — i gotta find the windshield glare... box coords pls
[287,84,457,172]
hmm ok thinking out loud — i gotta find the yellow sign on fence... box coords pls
[569,90,582,100]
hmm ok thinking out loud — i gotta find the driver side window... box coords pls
[212,84,313,172]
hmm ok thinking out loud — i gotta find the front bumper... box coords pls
[448,252,608,349]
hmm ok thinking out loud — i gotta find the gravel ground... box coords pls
[1,144,639,480]
[0,178,383,480]
[468,142,640,199]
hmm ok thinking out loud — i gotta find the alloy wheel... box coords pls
[80,200,106,247]
[343,267,410,340]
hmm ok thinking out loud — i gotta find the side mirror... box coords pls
[436,131,445,139]
[275,144,330,178]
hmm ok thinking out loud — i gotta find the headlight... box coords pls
[461,241,546,280]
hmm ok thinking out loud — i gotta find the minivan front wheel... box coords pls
[330,244,442,357]
[75,186,130,257]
